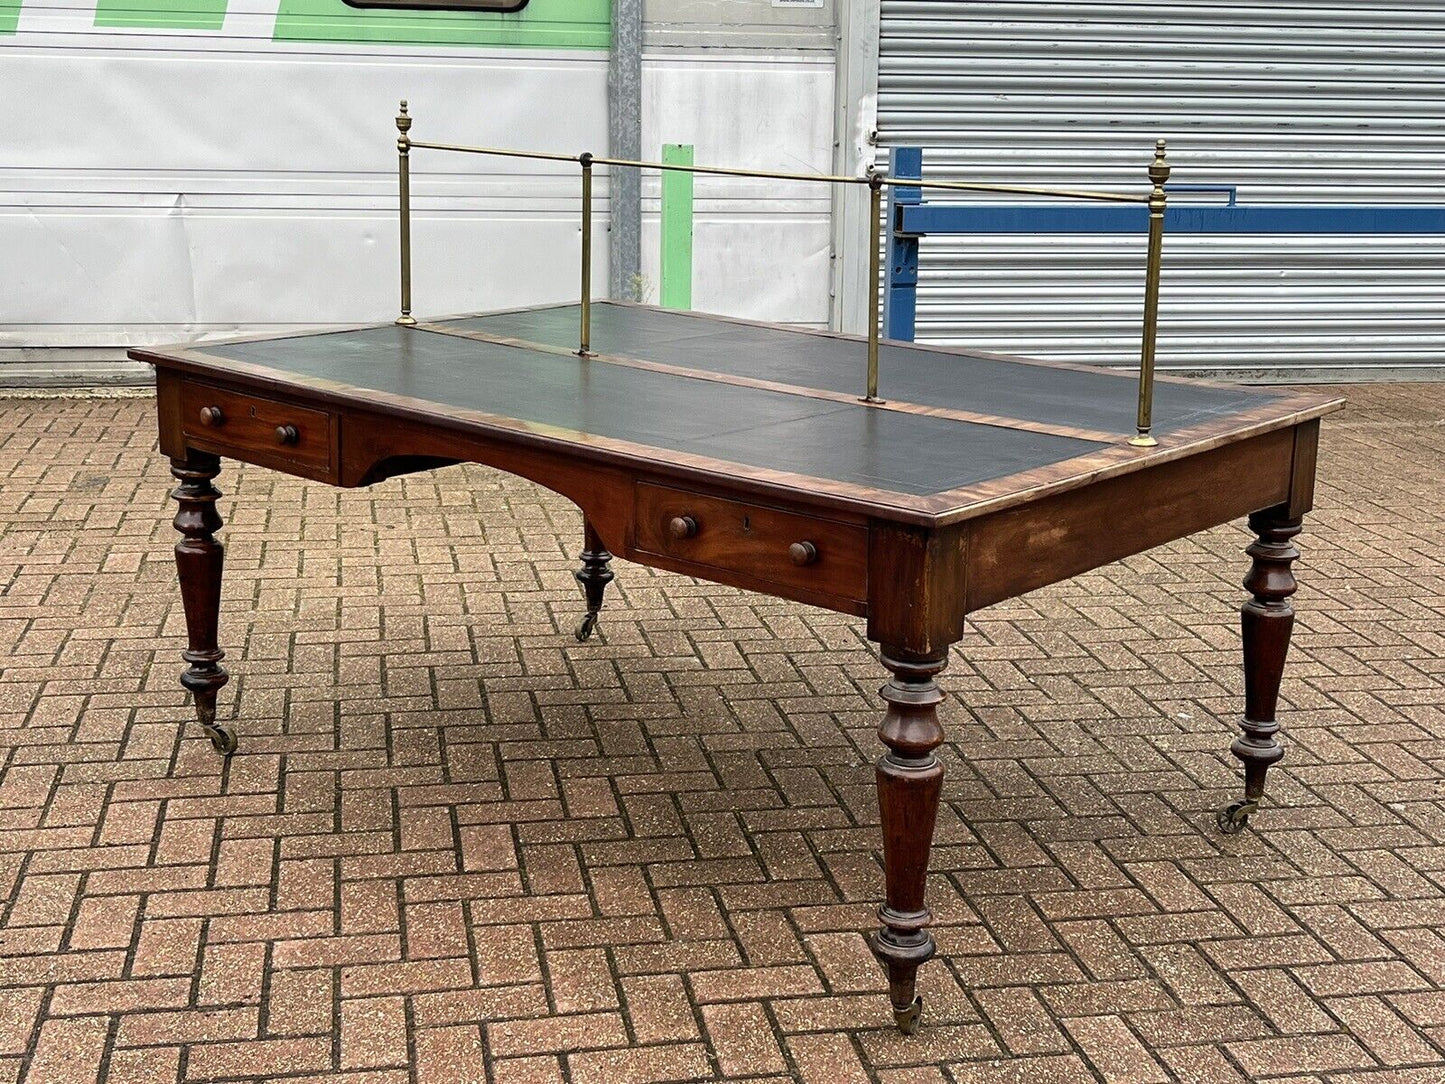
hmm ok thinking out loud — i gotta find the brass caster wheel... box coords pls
[205,724,238,757]
[892,996,923,1035]
[575,612,599,642]
[1216,798,1257,835]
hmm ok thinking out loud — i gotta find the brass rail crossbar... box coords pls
[394,102,1170,444]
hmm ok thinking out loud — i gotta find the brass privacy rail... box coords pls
[393,102,1170,446]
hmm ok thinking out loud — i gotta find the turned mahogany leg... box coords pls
[1218,509,1302,833]
[171,453,235,756]
[869,648,947,1034]
[573,518,614,642]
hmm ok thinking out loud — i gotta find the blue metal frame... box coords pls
[883,146,1445,342]
[882,147,923,342]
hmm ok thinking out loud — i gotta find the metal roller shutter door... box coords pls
[877,2,1445,376]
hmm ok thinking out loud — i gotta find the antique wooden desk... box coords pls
[138,301,1342,1032]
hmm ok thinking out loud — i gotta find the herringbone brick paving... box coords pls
[0,384,1442,1084]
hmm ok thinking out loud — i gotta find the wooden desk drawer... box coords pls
[635,482,867,602]
[180,383,335,476]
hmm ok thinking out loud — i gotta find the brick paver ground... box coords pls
[1,383,1442,1084]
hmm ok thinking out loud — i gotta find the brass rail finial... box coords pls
[395,101,417,327]
[1129,138,1170,447]
[396,99,411,146]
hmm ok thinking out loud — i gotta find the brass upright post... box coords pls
[1129,139,1170,447]
[579,152,594,357]
[395,101,416,327]
[862,173,884,403]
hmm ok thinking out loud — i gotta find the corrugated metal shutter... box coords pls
[877,2,1445,376]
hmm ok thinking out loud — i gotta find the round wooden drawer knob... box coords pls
[789,541,818,566]
[669,515,698,540]
[275,424,300,446]
[199,405,225,427]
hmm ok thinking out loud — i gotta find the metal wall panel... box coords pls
[877,1,1445,375]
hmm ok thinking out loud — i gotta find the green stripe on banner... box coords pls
[274,0,608,48]
[0,0,19,34]
[660,144,694,311]
[95,0,226,29]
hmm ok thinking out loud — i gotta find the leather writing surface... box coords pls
[445,303,1278,437]
[204,323,1105,497]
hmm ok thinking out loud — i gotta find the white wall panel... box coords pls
[6,52,607,176]
[0,45,609,357]
[878,1,1445,374]
[3,209,597,339]
[639,54,834,325]
[2,36,837,383]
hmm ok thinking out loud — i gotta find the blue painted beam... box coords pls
[884,147,922,341]
[899,202,1445,236]
[878,144,1445,344]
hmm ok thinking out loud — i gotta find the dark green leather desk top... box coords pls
[162,302,1296,504]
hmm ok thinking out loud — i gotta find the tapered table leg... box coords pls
[1218,509,1302,833]
[869,647,947,1034]
[573,518,614,642]
[171,453,235,756]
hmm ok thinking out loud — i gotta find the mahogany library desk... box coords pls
[136,301,1343,1033]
